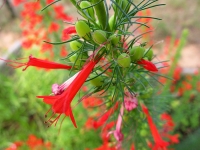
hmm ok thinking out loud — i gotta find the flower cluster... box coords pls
[13,0,72,58]
[5,134,52,150]
[1,0,179,149]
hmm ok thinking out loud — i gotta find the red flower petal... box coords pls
[137,59,158,72]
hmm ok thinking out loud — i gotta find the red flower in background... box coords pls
[54,5,73,21]
[5,134,52,150]
[82,97,103,108]
[173,67,182,81]
[13,0,25,6]
[93,102,118,129]
[161,113,175,130]
[26,134,43,149]
[60,46,68,57]
[48,22,60,32]
[46,0,54,4]
[141,104,169,150]
[5,141,23,150]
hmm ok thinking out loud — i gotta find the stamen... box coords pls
[45,112,56,124]
[45,107,52,118]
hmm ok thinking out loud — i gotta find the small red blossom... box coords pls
[60,46,68,57]
[5,134,52,150]
[48,22,59,32]
[161,113,175,130]
[137,59,158,72]
[46,0,54,4]
[26,134,43,149]
[83,97,103,108]
[85,117,96,129]
[173,67,182,81]
[93,102,119,129]
[167,134,179,144]
[41,43,53,52]
[0,55,72,71]
[13,0,25,6]
[54,5,73,21]
[22,40,34,49]
[182,81,192,90]
[5,141,23,150]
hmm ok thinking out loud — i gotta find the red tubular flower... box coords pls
[137,59,158,72]
[0,55,72,71]
[161,113,174,130]
[141,104,169,150]
[93,102,119,129]
[37,60,98,128]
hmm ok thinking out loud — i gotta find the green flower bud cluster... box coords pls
[89,73,104,87]
[68,0,157,92]
[116,47,154,68]
[75,19,120,46]
[130,46,154,62]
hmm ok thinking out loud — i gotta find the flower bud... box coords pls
[140,88,153,99]
[70,41,82,51]
[75,21,91,40]
[129,46,145,62]
[90,74,103,86]
[144,48,153,61]
[92,30,107,44]
[109,34,120,46]
[117,53,131,68]
[69,53,87,67]
[80,1,95,20]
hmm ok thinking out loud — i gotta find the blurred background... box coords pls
[0,0,200,149]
